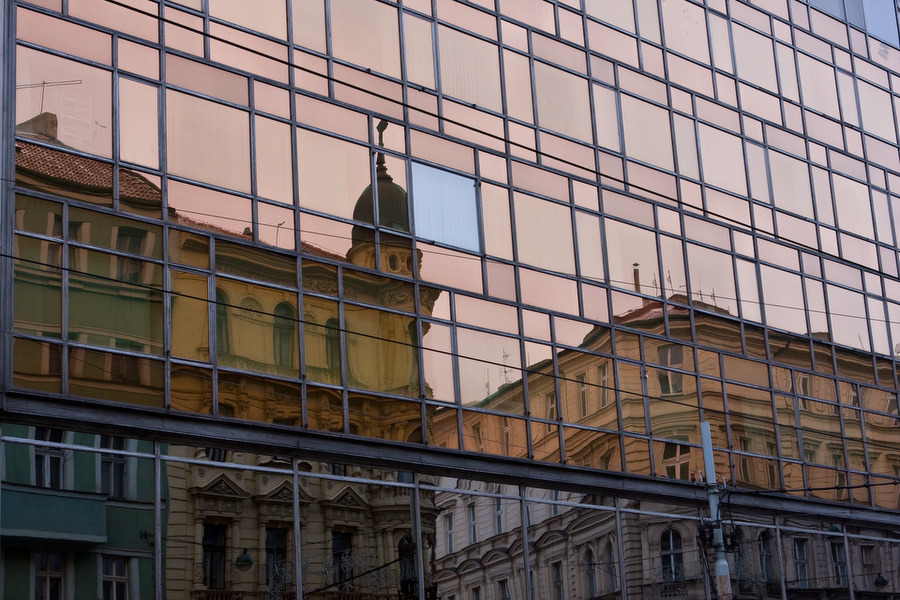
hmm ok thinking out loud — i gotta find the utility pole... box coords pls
[701,421,733,600]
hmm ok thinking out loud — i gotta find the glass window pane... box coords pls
[166,90,250,193]
[331,0,400,78]
[16,46,112,157]
[411,162,479,251]
[438,25,502,112]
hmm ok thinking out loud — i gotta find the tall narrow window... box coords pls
[266,527,289,590]
[102,556,127,600]
[550,489,560,517]
[202,523,227,590]
[831,542,848,587]
[552,560,565,600]
[100,435,126,499]
[215,288,230,355]
[597,362,610,407]
[273,302,295,367]
[333,531,353,591]
[467,503,478,544]
[794,539,809,588]
[584,548,597,598]
[602,541,618,593]
[35,552,63,600]
[493,497,503,535]
[660,529,684,581]
[576,373,588,417]
[546,391,557,432]
[757,532,775,583]
[34,428,63,489]
[471,586,481,600]
[325,318,341,373]
[445,513,455,554]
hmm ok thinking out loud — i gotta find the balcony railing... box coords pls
[191,591,244,600]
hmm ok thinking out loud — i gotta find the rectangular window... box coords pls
[498,579,511,600]
[493,497,503,535]
[202,523,227,590]
[831,542,848,587]
[102,556,127,600]
[794,539,809,588]
[35,552,63,600]
[598,362,610,407]
[333,531,353,591]
[656,345,684,395]
[546,392,557,432]
[34,428,63,489]
[551,489,560,517]
[861,545,876,578]
[468,504,478,544]
[411,162,479,252]
[552,561,565,600]
[472,586,481,600]
[265,527,289,589]
[576,373,588,417]
[445,513,455,554]
[100,435,126,499]
[739,437,753,484]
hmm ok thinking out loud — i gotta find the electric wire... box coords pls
[19,0,900,291]
[7,251,900,473]
[9,2,900,496]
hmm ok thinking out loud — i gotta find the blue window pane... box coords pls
[809,0,846,19]
[411,162,480,252]
[846,0,866,27]
[863,0,899,45]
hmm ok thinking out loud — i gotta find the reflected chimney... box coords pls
[633,262,641,295]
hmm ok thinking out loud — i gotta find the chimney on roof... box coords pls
[632,262,641,295]
[15,112,58,139]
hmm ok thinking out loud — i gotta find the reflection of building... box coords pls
[0,426,158,600]
[431,298,900,599]
[6,1,900,600]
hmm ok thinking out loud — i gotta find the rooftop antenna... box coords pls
[17,79,83,114]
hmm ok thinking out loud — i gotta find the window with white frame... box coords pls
[662,442,690,480]
[656,345,684,395]
[794,539,809,588]
[546,392,557,432]
[660,529,684,581]
[831,542,848,587]
[576,373,588,417]
[597,362,610,407]
[445,513,455,554]
[100,435,126,499]
[34,428,64,489]
[467,503,478,544]
[493,497,503,535]
[35,552,64,600]
[102,555,127,600]
[758,532,776,583]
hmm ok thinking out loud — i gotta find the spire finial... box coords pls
[376,119,388,147]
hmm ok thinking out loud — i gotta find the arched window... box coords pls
[584,548,597,598]
[325,318,341,373]
[273,302,295,367]
[758,531,776,583]
[602,540,618,592]
[215,288,229,355]
[660,529,684,581]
